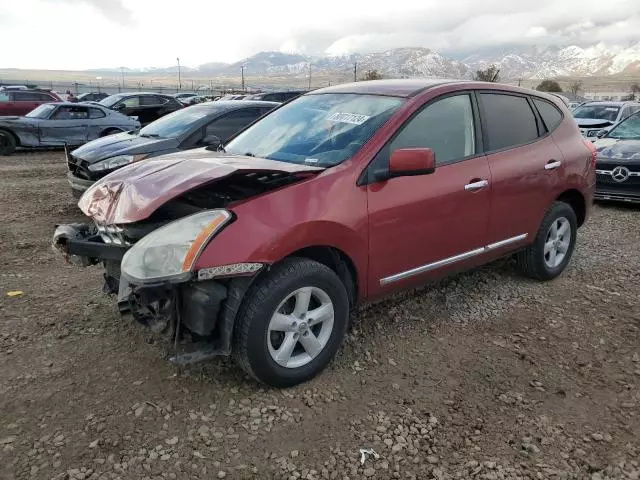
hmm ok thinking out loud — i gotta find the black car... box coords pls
[99,92,184,126]
[77,92,109,103]
[244,91,305,102]
[66,100,279,197]
[593,111,640,203]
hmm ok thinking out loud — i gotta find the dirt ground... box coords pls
[0,151,639,480]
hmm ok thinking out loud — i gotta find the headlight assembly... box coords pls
[88,154,144,172]
[121,210,232,283]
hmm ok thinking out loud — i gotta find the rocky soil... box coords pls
[0,152,639,480]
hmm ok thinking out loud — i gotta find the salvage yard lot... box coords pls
[0,152,639,480]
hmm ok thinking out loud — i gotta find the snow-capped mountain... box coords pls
[463,43,640,79]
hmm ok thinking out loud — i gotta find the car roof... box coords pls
[582,101,639,106]
[110,92,173,98]
[309,79,465,98]
[190,100,280,111]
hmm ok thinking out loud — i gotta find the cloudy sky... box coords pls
[1,0,639,69]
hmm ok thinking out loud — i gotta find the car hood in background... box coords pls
[78,149,323,225]
[575,118,614,128]
[593,139,640,162]
[0,116,28,125]
[71,132,177,163]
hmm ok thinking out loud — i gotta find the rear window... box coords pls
[533,98,563,132]
[480,93,539,151]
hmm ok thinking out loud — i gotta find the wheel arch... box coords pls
[0,127,20,146]
[556,189,586,227]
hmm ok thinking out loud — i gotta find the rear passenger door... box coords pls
[478,92,566,246]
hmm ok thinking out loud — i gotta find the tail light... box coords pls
[583,139,597,169]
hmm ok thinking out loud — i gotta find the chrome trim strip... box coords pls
[596,169,640,177]
[485,233,528,251]
[380,234,528,286]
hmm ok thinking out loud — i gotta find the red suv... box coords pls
[53,80,596,387]
[0,88,62,116]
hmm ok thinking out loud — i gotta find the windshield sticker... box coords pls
[605,108,618,112]
[305,158,320,163]
[327,112,371,125]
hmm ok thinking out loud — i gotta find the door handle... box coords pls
[464,179,489,191]
[545,160,562,170]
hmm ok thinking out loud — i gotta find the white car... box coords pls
[573,101,640,139]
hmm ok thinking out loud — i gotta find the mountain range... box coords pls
[91,43,640,81]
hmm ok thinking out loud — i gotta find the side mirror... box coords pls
[202,135,221,149]
[388,148,436,178]
[114,103,125,111]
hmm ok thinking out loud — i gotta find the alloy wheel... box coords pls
[544,217,571,268]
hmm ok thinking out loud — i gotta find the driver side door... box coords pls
[38,105,89,146]
[366,92,492,297]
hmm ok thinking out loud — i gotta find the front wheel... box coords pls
[0,130,16,156]
[233,258,349,387]
[516,201,578,281]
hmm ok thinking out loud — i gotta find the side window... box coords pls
[38,93,55,101]
[479,93,539,151]
[620,107,632,119]
[390,94,476,165]
[0,93,9,102]
[119,96,140,108]
[204,108,261,141]
[89,108,106,119]
[52,106,89,120]
[14,92,41,101]
[258,107,274,116]
[139,96,159,106]
[533,98,563,132]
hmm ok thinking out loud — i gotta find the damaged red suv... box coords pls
[53,80,595,387]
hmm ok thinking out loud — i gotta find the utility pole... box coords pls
[308,62,312,90]
[177,57,182,91]
[241,64,245,92]
[120,67,125,90]
[517,78,522,87]
[354,61,357,82]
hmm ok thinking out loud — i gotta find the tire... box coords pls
[233,257,349,388]
[516,201,577,281]
[0,130,17,156]
[100,128,121,137]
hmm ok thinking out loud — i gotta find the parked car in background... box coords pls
[244,90,306,102]
[65,100,278,197]
[99,92,183,126]
[77,92,109,103]
[178,95,207,106]
[573,101,640,138]
[592,111,640,203]
[52,79,595,387]
[0,102,140,156]
[173,92,198,101]
[0,88,62,116]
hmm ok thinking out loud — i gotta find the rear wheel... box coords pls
[0,130,17,156]
[233,258,349,387]
[516,201,577,281]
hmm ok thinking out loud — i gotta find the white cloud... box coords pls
[0,0,638,69]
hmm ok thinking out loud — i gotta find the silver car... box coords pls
[0,102,141,156]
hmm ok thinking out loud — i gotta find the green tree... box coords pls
[473,64,500,82]
[362,70,383,81]
[536,80,563,92]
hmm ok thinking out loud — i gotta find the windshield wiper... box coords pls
[244,152,255,157]
[139,133,161,138]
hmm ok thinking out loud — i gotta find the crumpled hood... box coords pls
[78,148,323,225]
[72,131,172,163]
[575,118,614,128]
[0,116,26,125]
[594,139,640,162]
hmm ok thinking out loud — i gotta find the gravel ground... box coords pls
[0,151,639,480]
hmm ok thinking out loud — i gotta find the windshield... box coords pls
[225,93,404,166]
[99,94,126,108]
[573,104,620,121]
[138,107,212,138]
[607,112,640,139]
[25,104,57,119]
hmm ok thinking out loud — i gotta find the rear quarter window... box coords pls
[479,93,539,151]
[533,97,563,132]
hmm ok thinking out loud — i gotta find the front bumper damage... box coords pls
[52,223,257,365]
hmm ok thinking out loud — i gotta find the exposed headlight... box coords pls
[88,154,141,172]
[121,210,232,283]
